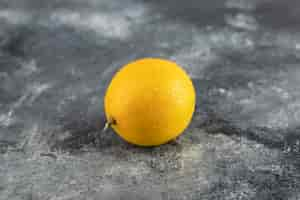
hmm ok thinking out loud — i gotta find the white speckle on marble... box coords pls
[287,101,300,121]
[295,140,300,152]
[66,95,77,101]
[50,11,130,39]
[14,94,30,110]
[247,81,254,89]
[219,88,227,94]
[68,67,83,78]
[296,43,300,50]
[49,190,86,200]
[225,13,258,31]
[28,82,53,104]
[213,88,233,97]
[209,29,255,51]
[105,162,150,180]
[214,133,281,171]
[49,5,147,39]
[275,33,300,50]
[181,144,204,170]
[225,0,256,11]
[0,93,30,127]
[0,112,15,127]
[2,82,53,123]
[225,182,256,200]
[271,86,290,99]
[0,9,30,24]
[239,98,254,105]
[15,60,39,77]
[89,96,99,105]
[24,124,41,152]
[69,180,77,185]
[123,4,148,20]
[219,65,300,129]
[245,37,254,48]
[57,131,72,141]
[171,37,218,79]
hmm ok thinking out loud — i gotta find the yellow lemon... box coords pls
[104,58,196,146]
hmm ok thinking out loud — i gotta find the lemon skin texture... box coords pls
[104,58,196,146]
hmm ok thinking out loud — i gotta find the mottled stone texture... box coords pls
[1,0,300,199]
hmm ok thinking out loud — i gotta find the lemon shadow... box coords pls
[48,111,186,158]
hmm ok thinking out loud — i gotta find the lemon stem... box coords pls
[102,118,116,132]
[102,121,110,132]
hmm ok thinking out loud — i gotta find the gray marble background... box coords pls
[1,0,300,199]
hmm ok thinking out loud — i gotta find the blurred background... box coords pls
[1,0,300,199]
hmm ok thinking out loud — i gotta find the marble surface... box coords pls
[1,0,300,199]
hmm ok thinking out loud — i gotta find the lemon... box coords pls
[104,58,196,146]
